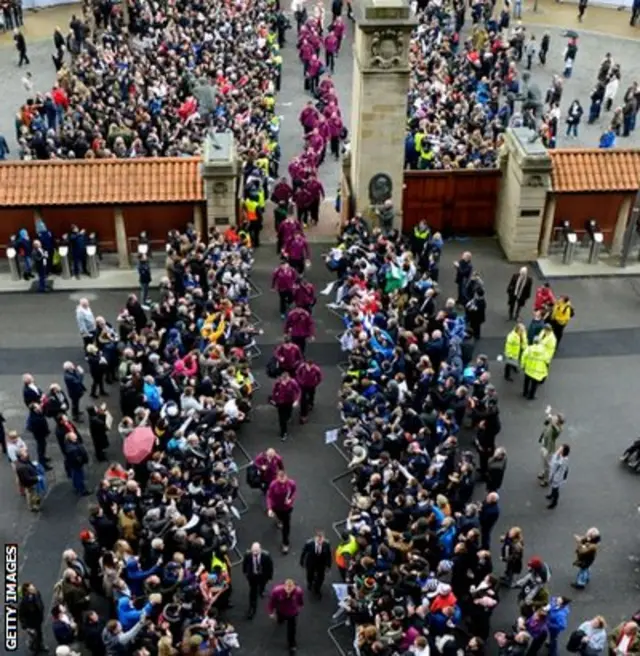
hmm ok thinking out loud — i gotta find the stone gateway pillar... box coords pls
[349,0,417,230]
[201,133,239,232]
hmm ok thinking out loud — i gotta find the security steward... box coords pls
[334,531,359,582]
[521,338,549,401]
[412,220,430,256]
[299,530,332,598]
[242,542,274,619]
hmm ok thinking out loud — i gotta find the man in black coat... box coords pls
[82,610,106,656]
[63,361,87,421]
[18,583,47,653]
[15,450,41,512]
[22,374,43,408]
[299,529,332,597]
[14,29,30,66]
[506,267,533,320]
[26,403,52,469]
[64,433,90,496]
[89,504,119,550]
[242,542,274,619]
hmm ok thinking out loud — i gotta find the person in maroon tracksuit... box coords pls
[306,175,325,225]
[296,360,323,423]
[268,578,304,649]
[267,470,298,553]
[293,185,314,228]
[328,112,344,159]
[254,447,284,492]
[274,336,303,374]
[283,231,310,274]
[299,102,320,134]
[285,306,315,354]
[271,372,301,441]
[324,30,338,73]
[331,16,346,52]
[272,260,298,318]
[293,278,316,312]
[271,177,293,205]
[277,216,303,262]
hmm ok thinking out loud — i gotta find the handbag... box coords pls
[566,629,586,653]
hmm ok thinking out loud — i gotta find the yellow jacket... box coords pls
[504,329,527,361]
[201,313,226,344]
[538,330,557,365]
[521,344,548,382]
[551,301,573,327]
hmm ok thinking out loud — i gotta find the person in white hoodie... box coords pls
[411,635,430,656]
[604,71,620,112]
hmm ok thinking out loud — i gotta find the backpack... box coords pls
[246,463,263,489]
[52,579,64,605]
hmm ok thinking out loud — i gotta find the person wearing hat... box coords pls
[242,542,274,619]
[268,578,304,655]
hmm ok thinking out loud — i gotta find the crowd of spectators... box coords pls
[16,227,264,655]
[15,0,285,161]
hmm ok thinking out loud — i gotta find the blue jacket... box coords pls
[429,605,462,635]
[116,596,152,631]
[143,382,162,411]
[64,370,86,400]
[438,525,458,557]
[547,598,570,635]
[124,558,159,597]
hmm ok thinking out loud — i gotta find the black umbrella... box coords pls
[562,29,579,39]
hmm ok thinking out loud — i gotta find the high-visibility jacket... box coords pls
[551,301,573,326]
[335,535,358,568]
[201,313,226,344]
[257,189,266,209]
[244,199,259,221]
[238,230,252,247]
[211,554,229,574]
[414,132,425,153]
[414,224,430,241]
[521,344,548,382]
[504,329,527,361]
[538,331,557,365]
[256,157,270,175]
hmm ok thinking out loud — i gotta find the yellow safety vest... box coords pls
[504,330,527,361]
[414,225,430,240]
[538,332,557,365]
[551,302,572,326]
[522,344,548,382]
[414,133,425,152]
[256,157,270,174]
[211,555,228,574]
[335,535,358,568]
[244,199,258,221]
[257,189,266,209]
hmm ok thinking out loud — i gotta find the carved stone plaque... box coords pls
[369,173,393,204]
[370,30,403,69]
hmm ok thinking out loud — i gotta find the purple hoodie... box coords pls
[278,219,302,246]
[275,343,303,372]
[268,584,304,618]
[293,282,316,308]
[272,265,297,293]
[285,308,314,338]
[271,378,301,406]
[296,362,323,389]
[285,235,310,262]
[253,452,284,485]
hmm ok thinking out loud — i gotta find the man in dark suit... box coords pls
[242,542,274,619]
[22,374,43,408]
[507,266,533,320]
[299,530,332,597]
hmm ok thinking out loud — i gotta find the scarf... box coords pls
[514,273,527,299]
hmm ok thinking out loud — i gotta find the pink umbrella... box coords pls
[123,426,156,464]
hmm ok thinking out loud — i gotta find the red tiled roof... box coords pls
[550,149,640,193]
[0,158,204,207]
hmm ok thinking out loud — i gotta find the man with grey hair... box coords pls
[507,266,533,320]
[242,541,274,619]
[75,298,96,347]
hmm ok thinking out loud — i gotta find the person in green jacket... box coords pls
[538,408,565,486]
[521,340,548,400]
[504,322,528,381]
